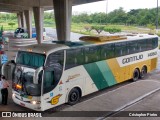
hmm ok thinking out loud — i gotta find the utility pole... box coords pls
[156,0,159,32]
[106,0,108,14]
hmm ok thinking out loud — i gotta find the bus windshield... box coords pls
[16,51,46,68]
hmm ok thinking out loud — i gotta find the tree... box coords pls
[84,25,92,32]
[126,15,136,25]
[107,7,127,24]
[92,25,104,34]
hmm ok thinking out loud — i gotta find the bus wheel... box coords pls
[140,66,147,79]
[133,68,140,82]
[68,88,80,105]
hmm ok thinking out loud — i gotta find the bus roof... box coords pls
[20,34,158,55]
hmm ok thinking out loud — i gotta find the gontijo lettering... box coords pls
[122,55,143,64]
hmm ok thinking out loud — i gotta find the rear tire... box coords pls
[68,88,80,105]
[140,66,147,79]
[132,68,140,82]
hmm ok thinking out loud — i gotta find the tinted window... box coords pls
[20,29,24,33]
[127,41,138,54]
[152,38,158,49]
[115,42,127,57]
[101,44,114,60]
[137,40,146,52]
[46,50,64,68]
[84,46,101,63]
[146,39,152,50]
[66,48,84,69]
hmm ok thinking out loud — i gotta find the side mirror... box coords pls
[33,67,43,84]
[11,60,15,64]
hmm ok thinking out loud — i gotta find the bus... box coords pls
[2,34,158,111]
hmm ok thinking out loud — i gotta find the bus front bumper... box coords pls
[12,92,42,111]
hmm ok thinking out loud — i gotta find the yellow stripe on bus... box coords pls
[106,58,158,83]
[106,59,126,83]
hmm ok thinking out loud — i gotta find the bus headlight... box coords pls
[16,84,22,90]
[31,101,41,105]
[12,93,15,97]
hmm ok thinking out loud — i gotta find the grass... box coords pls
[0,22,56,31]
[0,22,154,35]
[0,22,18,31]
[71,23,151,35]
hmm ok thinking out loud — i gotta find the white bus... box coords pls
[3,34,158,111]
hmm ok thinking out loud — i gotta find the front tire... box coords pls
[68,88,80,105]
[133,68,140,82]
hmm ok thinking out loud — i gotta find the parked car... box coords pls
[14,28,27,38]
[14,28,46,39]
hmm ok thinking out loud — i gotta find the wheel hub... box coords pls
[71,92,77,101]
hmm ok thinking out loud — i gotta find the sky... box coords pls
[72,0,158,14]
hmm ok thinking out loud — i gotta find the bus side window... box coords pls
[115,42,127,57]
[44,51,64,94]
[137,40,146,52]
[146,39,152,50]
[65,48,84,70]
[46,50,64,69]
[101,44,114,60]
[127,41,138,54]
[84,46,100,63]
[152,38,158,49]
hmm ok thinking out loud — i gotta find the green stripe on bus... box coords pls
[84,63,109,90]
[96,61,117,86]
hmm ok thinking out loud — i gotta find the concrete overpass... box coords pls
[0,0,104,44]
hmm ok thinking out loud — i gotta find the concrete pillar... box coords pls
[17,13,22,28]
[20,11,26,28]
[53,0,72,41]
[24,10,32,38]
[33,7,44,44]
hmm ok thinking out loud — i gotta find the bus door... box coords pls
[41,51,64,111]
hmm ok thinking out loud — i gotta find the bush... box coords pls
[44,19,54,25]
[104,27,121,33]
[8,22,15,28]
[147,24,155,30]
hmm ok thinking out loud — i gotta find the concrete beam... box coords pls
[24,10,32,38]
[20,11,26,28]
[72,0,104,5]
[33,7,44,44]
[0,0,103,9]
[0,0,52,7]
[0,3,29,11]
[53,0,72,41]
[17,13,22,28]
